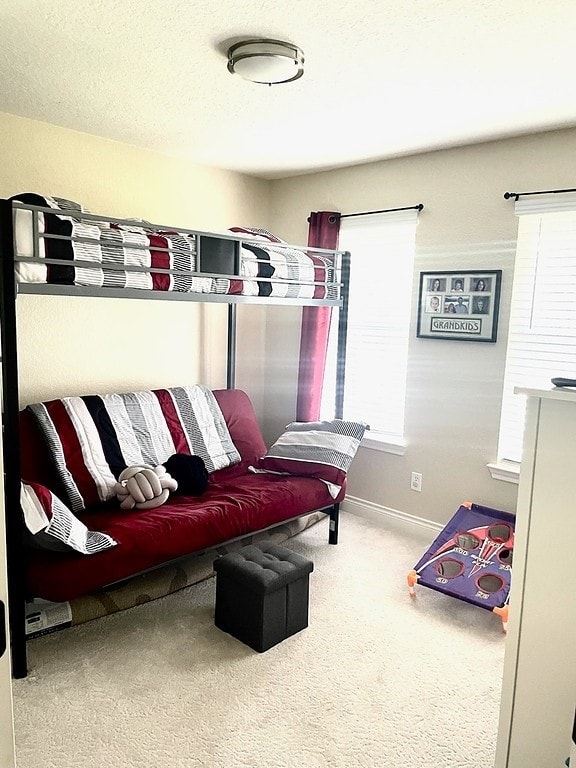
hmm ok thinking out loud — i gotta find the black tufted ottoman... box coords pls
[213,543,314,652]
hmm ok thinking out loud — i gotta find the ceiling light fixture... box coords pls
[227,39,304,85]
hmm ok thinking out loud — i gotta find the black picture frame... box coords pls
[417,269,502,342]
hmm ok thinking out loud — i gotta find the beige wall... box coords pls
[0,112,270,414]
[4,110,576,527]
[269,127,576,525]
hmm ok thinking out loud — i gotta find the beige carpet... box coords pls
[12,511,505,768]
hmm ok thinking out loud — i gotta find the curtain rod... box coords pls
[504,187,576,201]
[338,203,424,220]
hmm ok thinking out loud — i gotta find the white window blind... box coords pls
[321,209,418,439]
[498,192,576,462]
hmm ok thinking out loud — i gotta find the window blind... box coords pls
[498,192,576,462]
[321,209,418,438]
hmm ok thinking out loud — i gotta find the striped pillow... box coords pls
[21,482,117,554]
[253,420,367,498]
[27,385,240,513]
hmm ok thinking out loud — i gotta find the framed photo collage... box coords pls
[417,270,502,342]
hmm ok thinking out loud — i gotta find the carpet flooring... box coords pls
[12,511,505,768]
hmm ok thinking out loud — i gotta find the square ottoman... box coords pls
[213,543,314,652]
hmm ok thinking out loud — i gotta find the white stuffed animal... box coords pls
[114,465,178,510]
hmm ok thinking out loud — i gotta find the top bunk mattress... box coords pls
[10,193,341,303]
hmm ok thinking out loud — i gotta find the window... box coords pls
[321,209,418,449]
[497,192,576,464]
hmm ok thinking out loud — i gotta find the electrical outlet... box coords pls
[410,472,422,492]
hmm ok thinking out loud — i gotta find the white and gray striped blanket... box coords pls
[21,482,117,555]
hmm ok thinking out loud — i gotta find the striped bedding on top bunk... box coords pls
[11,193,335,299]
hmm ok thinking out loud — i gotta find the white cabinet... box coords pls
[496,387,576,768]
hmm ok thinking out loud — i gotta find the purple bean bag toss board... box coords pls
[407,502,515,632]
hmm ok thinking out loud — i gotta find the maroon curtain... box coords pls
[296,211,341,422]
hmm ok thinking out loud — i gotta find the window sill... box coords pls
[487,460,520,485]
[361,433,407,456]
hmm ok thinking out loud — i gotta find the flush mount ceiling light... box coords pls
[227,39,304,85]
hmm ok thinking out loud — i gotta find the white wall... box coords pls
[268,127,576,525]
[0,111,270,415]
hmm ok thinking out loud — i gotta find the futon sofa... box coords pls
[19,388,343,604]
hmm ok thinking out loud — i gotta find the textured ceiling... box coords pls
[1,0,576,179]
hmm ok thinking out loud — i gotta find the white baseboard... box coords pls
[341,495,443,540]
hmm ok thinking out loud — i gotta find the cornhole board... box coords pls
[407,501,515,632]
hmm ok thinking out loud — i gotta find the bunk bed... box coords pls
[0,194,351,678]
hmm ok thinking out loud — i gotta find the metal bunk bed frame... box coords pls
[0,198,351,678]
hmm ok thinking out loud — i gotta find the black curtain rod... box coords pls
[337,203,424,220]
[504,187,576,201]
